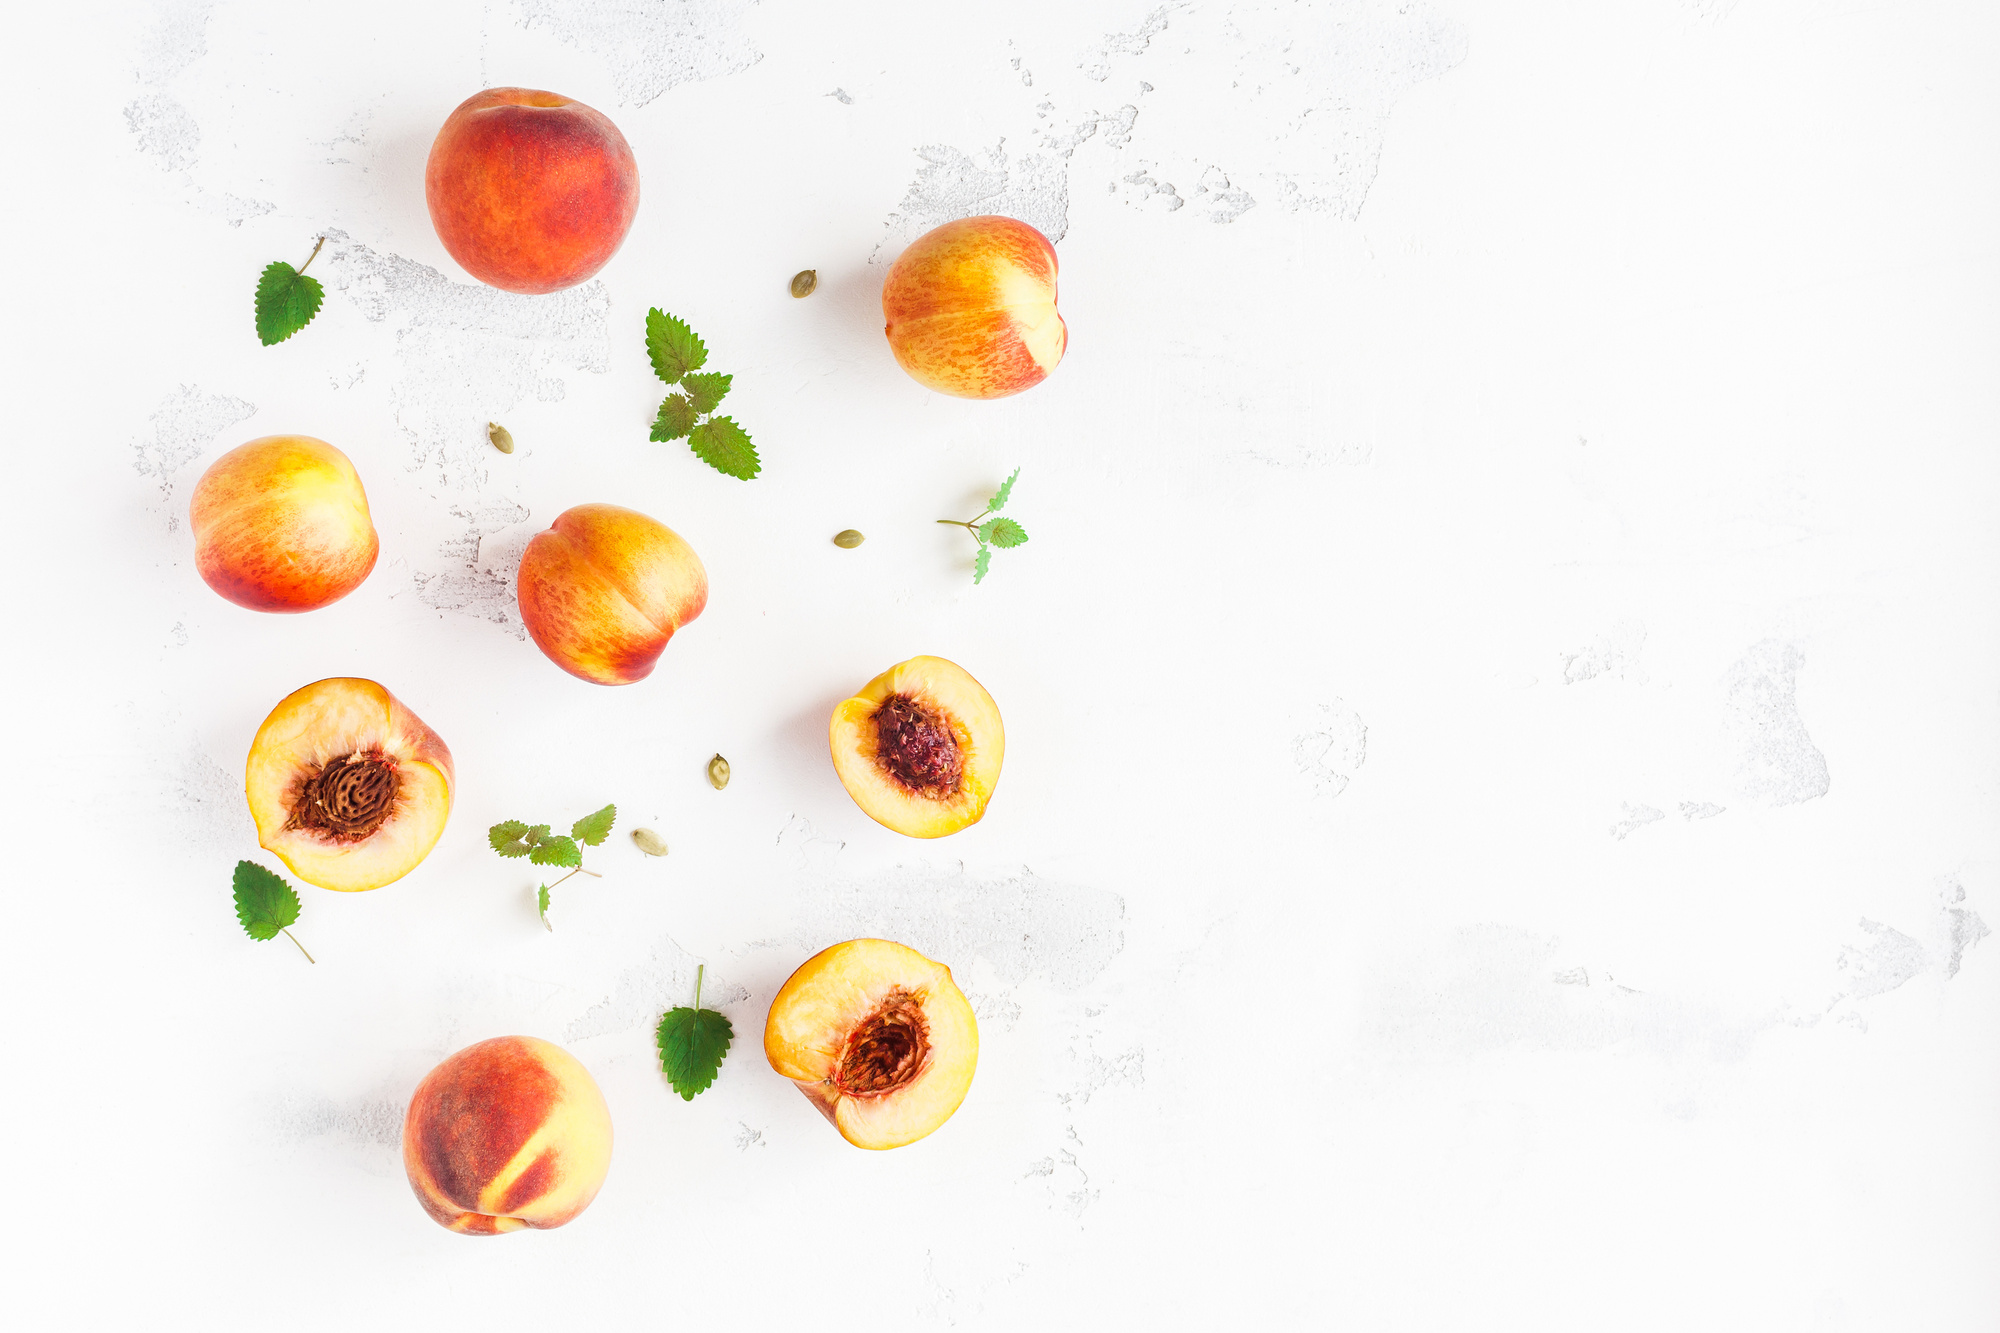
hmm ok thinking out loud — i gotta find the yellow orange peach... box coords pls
[516,503,707,685]
[189,435,378,612]
[881,215,1066,399]
[403,1036,613,1235]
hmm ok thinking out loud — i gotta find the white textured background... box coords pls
[5,0,1998,1327]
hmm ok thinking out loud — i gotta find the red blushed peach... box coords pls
[881,215,1066,399]
[245,677,455,893]
[765,940,978,1150]
[403,1037,613,1235]
[425,87,640,295]
[189,435,378,612]
[516,503,707,685]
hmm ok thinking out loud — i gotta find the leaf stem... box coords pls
[283,928,316,964]
[694,962,705,1009]
[297,235,326,277]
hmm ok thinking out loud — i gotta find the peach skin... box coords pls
[403,1036,613,1235]
[425,87,640,295]
[881,215,1066,399]
[189,435,378,612]
[516,503,707,685]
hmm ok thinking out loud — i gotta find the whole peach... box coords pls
[402,1036,613,1235]
[189,435,378,612]
[881,215,1066,399]
[425,88,640,295]
[516,503,707,685]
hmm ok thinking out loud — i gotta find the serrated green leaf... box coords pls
[255,260,325,346]
[973,546,992,584]
[529,835,582,868]
[537,884,552,930]
[681,372,732,415]
[571,804,616,846]
[489,820,535,857]
[656,1005,733,1100]
[979,517,1029,548]
[233,861,300,941]
[688,416,761,480]
[986,467,1020,513]
[651,394,696,442]
[645,308,707,384]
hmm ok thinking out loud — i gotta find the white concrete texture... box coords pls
[3,0,1997,1328]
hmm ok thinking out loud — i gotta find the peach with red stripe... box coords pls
[402,1036,613,1235]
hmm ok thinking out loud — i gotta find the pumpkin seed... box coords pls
[487,422,515,454]
[631,828,669,857]
[790,269,818,298]
[833,529,866,548]
[707,754,731,790]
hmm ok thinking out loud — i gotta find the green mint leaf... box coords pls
[651,394,696,442]
[973,546,992,584]
[688,416,760,480]
[681,372,732,415]
[489,820,535,857]
[979,517,1028,548]
[986,467,1020,513]
[537,884,552,930]
[233,861,300,941]
[656,1004,733,1101]
[645,308,707,384]
[570,804,617,846]
[529,835,582,868]
[255,261,325,346]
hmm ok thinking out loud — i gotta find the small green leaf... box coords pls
[979,517,1028,548]
[537,884,552,930]
[986,467,1020,513]
[656,983,733,1101]
[651,394,696,442]
[688,416,761,480]
[489,820,535,857]
[233,861,300,941]
[645,308,707,384]
[973,546,992,584]
[571,804,617,846]
[255,260,325,346]
[681,372,732,415]
[529,835,582,868]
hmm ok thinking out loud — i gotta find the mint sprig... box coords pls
[646,308,760,479]
[490,805,615,930]
[255,237,326,346]
[938,468,1030,584]
[232,861,314,962]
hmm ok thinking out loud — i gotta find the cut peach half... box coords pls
[765,939,978,1150]
[829,655,1003,838]
[245,678,455,893]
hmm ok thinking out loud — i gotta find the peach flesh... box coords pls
[425,87,640,296]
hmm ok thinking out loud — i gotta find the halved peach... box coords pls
[829,656,1003,838]
[245,678,455,892]
[764,939,978,1150]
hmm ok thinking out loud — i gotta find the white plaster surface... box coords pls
[4,0,1999,1327]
